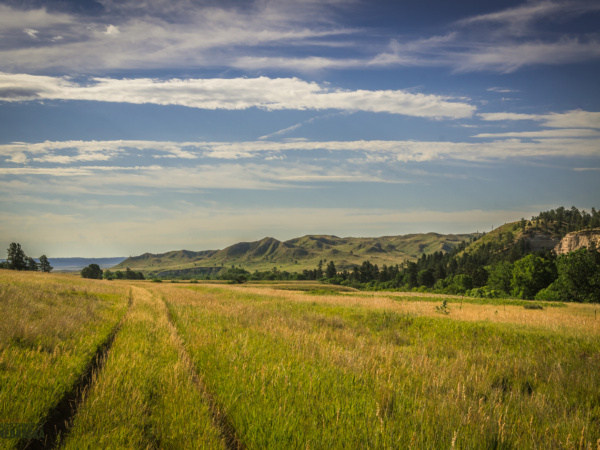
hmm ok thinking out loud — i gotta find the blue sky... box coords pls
[1,0,599,257]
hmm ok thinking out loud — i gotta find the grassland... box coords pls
[1,270,599,448]
[0,271,129,448]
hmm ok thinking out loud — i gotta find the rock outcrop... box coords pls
[554,229,600,255]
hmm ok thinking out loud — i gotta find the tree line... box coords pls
[80,264,145,280]
[0,243,52,272]
[315,206,600,303]
[213,206,600,303]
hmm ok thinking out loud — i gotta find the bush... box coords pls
[524,304,544,310]
[81,264,103,279]
[534,284,561,302]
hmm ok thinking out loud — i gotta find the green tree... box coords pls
[26,257,39,271]
[7,243,27,271]
[472,267,489,288]
[451,274,473,293]
[511,254,556,299]
[325,260,337,279]
[417,269,435,288]
[403,262,419,288]
[487,261,513,294]
[81,263,103,279]
[551,246,600,302]
[39,255,52,272]
[316,260,324,279]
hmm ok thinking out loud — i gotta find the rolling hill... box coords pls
[113,232,478,277]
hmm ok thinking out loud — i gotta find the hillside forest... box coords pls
[217,206,600,303]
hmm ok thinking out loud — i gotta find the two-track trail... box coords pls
[19,291,133,450]
[45,285,230,449]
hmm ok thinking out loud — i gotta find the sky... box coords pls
[1,0,599,257]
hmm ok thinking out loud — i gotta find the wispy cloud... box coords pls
[0,2,356,73]
[0,73,475,119]
[0,1,598,75]
[3,134,600,169]
[473,129,600,139]
[369,2,600,73]
[454,38,600,73]
[456,1,600,34]
[479,110,600,129]
[487,87,519,93]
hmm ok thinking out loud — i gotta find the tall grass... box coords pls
[2,273,599,448]
[0,271,128,449]
[62,285,225,449]
[162,283,600,448]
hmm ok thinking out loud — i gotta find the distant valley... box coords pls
[48,257,127,272]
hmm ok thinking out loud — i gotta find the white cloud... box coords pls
[454,38,600,73]
[0,73,475,119]
[487,87,518,93]
[456,1,600,32]
[0,3,357,72]
[479,110,600,129]
[23,28,39,39]
[0,5,73,30]
[105,25,120,35]
[2,136,600,172]
[0,2,597,75]
[473,129,600,139]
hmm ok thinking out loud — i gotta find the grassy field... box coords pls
[1,270,599,448]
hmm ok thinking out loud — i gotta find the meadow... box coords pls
[1,270,599,448]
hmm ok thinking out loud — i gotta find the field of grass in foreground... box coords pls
[1,272,599,448]
[61,285,224,449]
[163,284,600,448]
[0,271,129,449]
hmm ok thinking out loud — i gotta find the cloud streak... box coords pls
[1,1,598,75]
[2,134,600,169]
[0,73,475,118]
[479,110,600,129]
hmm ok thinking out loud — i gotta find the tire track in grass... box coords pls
[155,289,246,450]
[19,289,133,450]
[59,286,225,449]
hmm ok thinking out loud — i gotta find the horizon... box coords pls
[0,222,545,259]
[1,0,599,257]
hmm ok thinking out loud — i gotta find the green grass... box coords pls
[166,285,600,448]
[0,271,129,449]
[2,274,598,448]
[62,286,224,449]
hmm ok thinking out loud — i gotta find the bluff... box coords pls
[554,229,600,255]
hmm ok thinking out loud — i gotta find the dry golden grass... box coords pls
[210,283,600,336]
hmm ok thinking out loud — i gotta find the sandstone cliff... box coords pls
[554,229,600,255]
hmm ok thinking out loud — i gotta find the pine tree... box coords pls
[325,260,337,278]
[7,243,27,271]
[26,257,38,271]
[39,255,53,273]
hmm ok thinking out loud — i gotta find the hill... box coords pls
[113,232,477,277]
